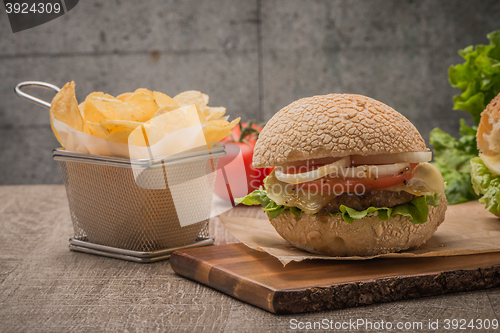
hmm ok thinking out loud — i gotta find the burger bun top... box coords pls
[253,94,427,168]
[477,92,500,155]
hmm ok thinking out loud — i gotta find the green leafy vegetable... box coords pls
[430,119,479,204]
[289,206,302,217]
[235,187,271,207]
[236,189,440,224]
[334,194,440,224]
[449,30,500,125]
[335,206,386,223]
[431,30,500,204]
[470,157,500,215]
[262,199,286,219]
[235,187,299,218]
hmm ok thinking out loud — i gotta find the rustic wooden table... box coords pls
[1,185,499,332]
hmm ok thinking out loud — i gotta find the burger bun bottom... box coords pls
[269,196,447,257]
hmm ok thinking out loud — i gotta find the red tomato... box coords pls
[214,129,273,202]
[298,164,418,194]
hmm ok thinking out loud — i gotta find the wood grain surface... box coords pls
[171,243,500,314]
[1,185,499,332]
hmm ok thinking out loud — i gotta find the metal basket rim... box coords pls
[52,144,225,168]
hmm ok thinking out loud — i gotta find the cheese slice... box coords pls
[479,153,500,176]
[385,162,445,196]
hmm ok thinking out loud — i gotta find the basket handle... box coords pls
[15,81,61,109]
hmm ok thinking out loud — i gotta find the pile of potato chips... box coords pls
[50,81,240,150]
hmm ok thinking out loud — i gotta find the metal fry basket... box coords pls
[54,148,223,261]
[16,81,222,262]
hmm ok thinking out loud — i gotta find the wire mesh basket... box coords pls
[15,81,223,262]
[53,147,223,259]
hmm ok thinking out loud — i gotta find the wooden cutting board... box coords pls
[171,243,500,314]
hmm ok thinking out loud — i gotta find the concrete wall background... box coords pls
[1,0,499,184]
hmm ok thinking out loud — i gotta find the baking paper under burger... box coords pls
[237,93,447,257]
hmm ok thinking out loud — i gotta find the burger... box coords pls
[471,92,500,215]
[236,94,447,256]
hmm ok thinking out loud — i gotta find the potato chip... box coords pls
[147,105,204,145]
[124,92,159,119]
[152,91,179,108]
[101,119,142,134]
[82,93,118,123]
[152,103,206,123]
[50,81,84,146]
[173,90,206,112]
[78,102,85,118]
[151,104,181,119]
[85,96,149,122]
[49,83,236,150]
[206,119,233,127]
[88,91,114,99]
[135,88,153,95]
[105,129,133,144]
[85,121,109,139]
[203,106,226,121]
[79,102,89,133]
[129,123,151,147]
[116,92,133,102]
[203,118,240,144]
[82,100,102,124]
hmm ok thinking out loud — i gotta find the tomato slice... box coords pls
[298,163,418,193]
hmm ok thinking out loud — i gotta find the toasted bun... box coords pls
[253,94,427,168]
[268,195,447,257]
[477,92,500,155]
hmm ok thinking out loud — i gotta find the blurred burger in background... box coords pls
[237,94,447,257]
[471,92,500,216]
